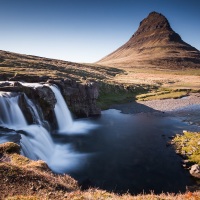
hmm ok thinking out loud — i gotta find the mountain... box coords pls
[97,12,200,69]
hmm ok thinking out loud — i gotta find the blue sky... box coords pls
[0,0,200,63]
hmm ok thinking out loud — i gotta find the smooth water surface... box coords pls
[52,109,199,194]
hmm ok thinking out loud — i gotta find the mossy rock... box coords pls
[0,142,20,154]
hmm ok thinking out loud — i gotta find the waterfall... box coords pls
[0,92,27,129]
[20,125,55,162]
[24,94,44,126]
[50,85,73,132]
[0,91,55,163]
[49,85,97,134]
[0,83,97,173]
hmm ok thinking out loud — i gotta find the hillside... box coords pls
[0,50,123,82]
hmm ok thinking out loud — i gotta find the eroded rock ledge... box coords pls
[0,78,100,122]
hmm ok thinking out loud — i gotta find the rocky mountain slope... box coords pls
[97,12,200,69]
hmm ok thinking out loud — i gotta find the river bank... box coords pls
[111,93,200,126]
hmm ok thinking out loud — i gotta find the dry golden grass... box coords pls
[6,190,200,200]
[112,67,200,90]
[0,142,78,199]
[1,142,200,200]
[0,50,124,82]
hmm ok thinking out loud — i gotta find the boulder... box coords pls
[190,164,200,178]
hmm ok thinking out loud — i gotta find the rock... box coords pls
[0,81,57,127]
[0,142,20,154]
[0,73,10,81]
[182,164,187,168]
[0,78,100,125]
[190,164,200,178]
[49,79,101,117]
[0,82,11,87]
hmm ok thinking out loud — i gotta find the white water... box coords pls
[50,85,97,134]
[0,92,27,129]
[24,94,43,125]
[0,84,97,173]
[50,85,73,132]
[19,82,43,88]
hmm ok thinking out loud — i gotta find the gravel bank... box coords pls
[110,93,200,126]
[111,93,200,113]
[137,93,200,112]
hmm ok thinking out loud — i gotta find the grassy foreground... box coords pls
[1,142,200,200]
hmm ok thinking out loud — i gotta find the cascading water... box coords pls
[49,85,97,134]
[50,85,73,132]
[24,94,43,125]
[0,92,27,129]
[0,83,97,173]
[0,91,55,163]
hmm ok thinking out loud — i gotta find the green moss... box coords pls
[172,131,200,165]
[97,82,151,110]
[136,87,190,101]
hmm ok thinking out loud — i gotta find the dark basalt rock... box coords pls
[0,82,57,127]
[48,79,100,117]
[0,78,100,127]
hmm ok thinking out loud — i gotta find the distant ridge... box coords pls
[97,12,200,69]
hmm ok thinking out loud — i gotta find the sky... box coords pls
[0,0,200,63]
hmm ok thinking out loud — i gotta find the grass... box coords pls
[1,50,200,111]
[97,82,152,109]
[1,142,200,199]
[4,189,200,200]
[0,50,125,83]
[123,67,200,76]
[172,131,200,165]
[0,142,78,199]
[136,88,189,101]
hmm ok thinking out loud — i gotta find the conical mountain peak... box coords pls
[130,11,182,47]
[97,12,200,69]
[139,11,171,30]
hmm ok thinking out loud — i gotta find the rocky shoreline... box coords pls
[111,93,200,126]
